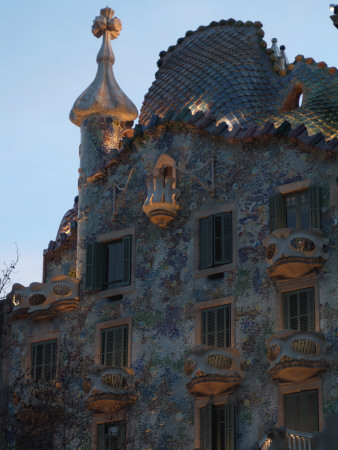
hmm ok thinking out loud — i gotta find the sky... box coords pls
[0,0,337,292]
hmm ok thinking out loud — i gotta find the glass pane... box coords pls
[107,240,123,288]
[214,406,225,450]
[300,204,310,228]
[286,206,297,228]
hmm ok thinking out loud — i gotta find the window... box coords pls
[86,235,131,291]
[31,340,57,381]
[200,403,235,450]
[101,326,128,367]
[284,390,318,433]
[199,212,232,270]
[283,288,315,332]
[97,421,126,450]
[202,304,231,348]
[269,186,320,232]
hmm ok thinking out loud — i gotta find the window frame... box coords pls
[195,297,235,348]
[277,378,323,431]
[25,327,59,380]
[87,227,135,298]
[96,420,127,450]
[194,393,236,449]
[31,339,57,381]
[91,413,130,450]
[94,318,132,367]
[283,287,315,332]
[100,325,128,368]
[193,204,237,278]
[269,180,320,232]
[284,389,319,434]
[275,273,320,332]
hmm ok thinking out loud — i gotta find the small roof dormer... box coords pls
[70,6,138,127]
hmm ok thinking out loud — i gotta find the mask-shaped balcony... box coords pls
[184,345,245,397]
[266,330,330,382]
[9,276,79,321]
[263,228,328,279]
[85,366,137,413]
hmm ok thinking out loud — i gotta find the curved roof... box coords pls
[139,20,338,139]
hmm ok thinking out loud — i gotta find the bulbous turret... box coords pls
[70,6,138,127]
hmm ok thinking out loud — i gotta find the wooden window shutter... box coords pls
[307,390,319,433]
[269,193,285,232]
[44,340,57,380]
[31,340,56,380]
[285,390,318,433]
[284,289,315,332]
[284,393,297,430]
[118,421,127,448]
[86,242,104,290]
[283,292,291,329]
[122,235,131,286]
[202,305,231,347]
[97,424,105,450]
[200,405,212,450]
[307,288,315,332]
[309,186,320,228]
[224,402,235,450]
[199,215,213,269]
[225,304,231,347]
[101,326,128,367]
[214,212,232,265]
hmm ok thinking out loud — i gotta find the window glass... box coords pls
[285,191,310,228]
[106,239,124,288]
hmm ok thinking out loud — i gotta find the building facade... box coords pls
[1,6,338,450]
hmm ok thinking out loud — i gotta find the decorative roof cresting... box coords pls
[70,7,138,127]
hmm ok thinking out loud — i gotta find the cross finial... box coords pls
[92,6,122,40]
[69,6,138,127]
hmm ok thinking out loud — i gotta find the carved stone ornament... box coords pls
[70,6,138,127]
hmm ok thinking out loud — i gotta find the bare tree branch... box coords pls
[0,244,19,300]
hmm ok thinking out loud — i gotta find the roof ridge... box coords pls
[128,109,338,157]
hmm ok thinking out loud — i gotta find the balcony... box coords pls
[142,173,180,228]
[9,275,79,321]
[184,345,245,397]
[263,228,328,279]
[258,429,313,450]
[85,365,137,413]
[266,330,330,382]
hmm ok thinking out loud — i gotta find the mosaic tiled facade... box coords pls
[1,6,337,450]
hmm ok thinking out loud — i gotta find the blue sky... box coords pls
[0,0,336,291]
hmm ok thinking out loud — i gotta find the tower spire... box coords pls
[70,6,138,127]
